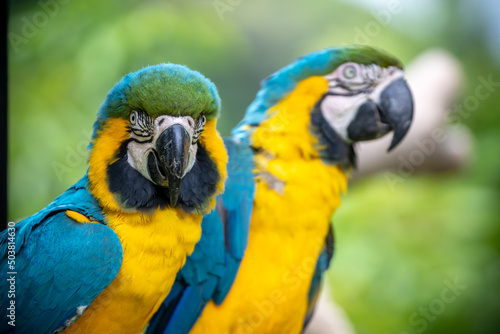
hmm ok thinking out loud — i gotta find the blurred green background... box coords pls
[8,0,500,333]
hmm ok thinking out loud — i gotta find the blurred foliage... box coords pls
[330,175,499,334]
[7,0,500,333]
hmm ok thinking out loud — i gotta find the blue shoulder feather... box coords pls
[147,137,255,334]
[0,175,123,334]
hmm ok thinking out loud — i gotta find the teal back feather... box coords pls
[0,175,122,334]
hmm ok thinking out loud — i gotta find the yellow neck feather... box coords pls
[249,76,348,230]
[88,118,129,214]
[251,76,329,160]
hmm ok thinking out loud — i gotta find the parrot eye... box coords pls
[130,111,137,125]
[192,114,206,145]
[324,62,382,97]
[342,65,357,79]
[129,110,153,140]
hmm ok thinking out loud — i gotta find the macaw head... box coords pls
[88,64,227,214]
[235,45,413,167]
[314,47,412,150]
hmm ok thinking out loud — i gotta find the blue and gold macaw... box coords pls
[147,45,414,334]
[0,64,228,334]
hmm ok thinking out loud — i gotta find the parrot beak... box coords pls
[347,77,413,151]
[148,124,191,206]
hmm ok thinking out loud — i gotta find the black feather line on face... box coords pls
[107,140,220,213]
[309,97,356,169]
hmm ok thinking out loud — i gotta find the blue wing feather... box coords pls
[0,175,123,334]
[147,137,255,334]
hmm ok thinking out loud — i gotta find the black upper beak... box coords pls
[347,77,413,151]
[379,78,414,150]
[149,124,190,206]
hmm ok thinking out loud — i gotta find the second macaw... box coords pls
[1,64,228,333]
[148,45,414,334]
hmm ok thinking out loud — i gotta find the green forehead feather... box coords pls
[338,45,403,69]
[97,64,221,125]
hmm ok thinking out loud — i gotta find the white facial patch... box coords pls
[321,64,404,142]
[127,140,155,183]
[320,94,366,142]
[127,114,201,184]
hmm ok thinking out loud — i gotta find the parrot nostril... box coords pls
[158,118,165,127]
[187,117,195,128]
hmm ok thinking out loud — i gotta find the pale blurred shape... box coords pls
[305,285,356,334]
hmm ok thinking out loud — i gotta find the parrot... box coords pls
[146,45,414,334]
[0,64,228,334]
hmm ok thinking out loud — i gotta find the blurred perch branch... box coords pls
[305,49,472,334]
